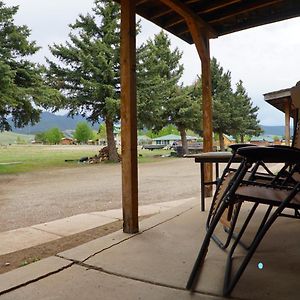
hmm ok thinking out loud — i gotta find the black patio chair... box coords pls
[206,83,300,250]
[186,146,300,296]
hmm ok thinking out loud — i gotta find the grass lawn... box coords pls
[0,145,174,174]
[0,131,35,145]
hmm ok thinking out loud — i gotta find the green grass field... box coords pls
[0,145,174,174]
[0,131,34,145]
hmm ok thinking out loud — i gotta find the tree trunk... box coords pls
[105,118,119,162]
[240,134,245,143]
[218,131,225,151]
[179,126,188,156]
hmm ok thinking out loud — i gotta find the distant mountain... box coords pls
[9,112,102,134]
[260,125,290,137]
[8,112,289,137]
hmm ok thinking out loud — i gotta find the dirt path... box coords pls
[0,158,201,232]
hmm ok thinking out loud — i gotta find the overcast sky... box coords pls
[5,0,300,126]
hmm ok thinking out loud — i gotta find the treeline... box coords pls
[0,0,261,159]
[35,122,96,144]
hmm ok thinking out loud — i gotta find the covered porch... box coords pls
[1,198,299,299]
[118,0,300,233]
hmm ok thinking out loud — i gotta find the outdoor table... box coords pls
[185,152,243,211]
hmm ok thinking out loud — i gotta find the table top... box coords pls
[185,151,243,163]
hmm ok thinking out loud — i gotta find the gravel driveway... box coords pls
[0,158,201,232]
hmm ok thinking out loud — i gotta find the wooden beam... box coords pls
[153,0,239,21]
[188,20,213,196]
[285,99,291,146]
[210,0,283,23]
[153,0,201,20]
[120,0,139,234]
[159,0,218,38]
[197,0,241,14]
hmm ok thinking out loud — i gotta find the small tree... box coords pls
[35,132,47,144]
[74,122,93,144]
[45,128,63,144]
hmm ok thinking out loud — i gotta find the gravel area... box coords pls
[0,158,201,232]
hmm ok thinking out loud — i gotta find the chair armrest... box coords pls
[237,146,300,163]
[229,143,253,152]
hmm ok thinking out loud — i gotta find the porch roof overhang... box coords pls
[117,0,300,42]
[264,88,291,114]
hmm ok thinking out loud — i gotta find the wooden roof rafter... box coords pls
[129,0,300,44]
[162,0,243,30]
[158,0,218,38]
[208,0,284,24]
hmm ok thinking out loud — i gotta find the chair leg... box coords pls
[227,204,273,251]
[210,202,242,249]
[186,200,229,290]
[187,162,251,291]
[223,205,276,296]
[223,185,300,296]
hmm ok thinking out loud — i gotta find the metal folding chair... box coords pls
[187,146,300,296]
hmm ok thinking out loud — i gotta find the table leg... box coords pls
[200,163,205,211]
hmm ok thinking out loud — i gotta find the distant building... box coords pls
[60,137,75,145]
[223,134,236,148]
[138,135,152,145]
[152,134,198,146]
[250,135,274,146]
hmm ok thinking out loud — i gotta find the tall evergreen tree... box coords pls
[47,0,120,161]
[166,85,201,155]
[210,57,235,150]
[193,58,261,150]
[0,1,59,131]
[232,80,262,142]
[137,31,184,132]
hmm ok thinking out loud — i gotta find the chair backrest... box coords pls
[290,81,300,109]
[292,120,300,148]
[291,82,300,148]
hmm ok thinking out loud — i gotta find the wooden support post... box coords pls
[160,1,215,198]
[188,21,213,197]
[120,0,138,233]
[285,99,291,146]
[200,36,213,197]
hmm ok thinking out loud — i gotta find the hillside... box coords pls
[7,112,289,137]
[261,125,289,137]
[9,112,101,134]
[0,131,35,145]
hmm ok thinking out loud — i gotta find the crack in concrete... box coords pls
[57,204,196,263]
[0,262,74,296]
[74,261,228,300]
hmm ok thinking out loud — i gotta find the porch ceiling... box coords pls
[117,0,300,43]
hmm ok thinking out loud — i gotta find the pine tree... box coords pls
[194,58,260,150]
[0,1,59,131]
[210,57,235,150]
[167,85,201,155]
[47,0,120,161]
[137,31,184,132]
[232,80,262,142]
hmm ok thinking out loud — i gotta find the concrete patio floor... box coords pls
[0,198,299,299]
